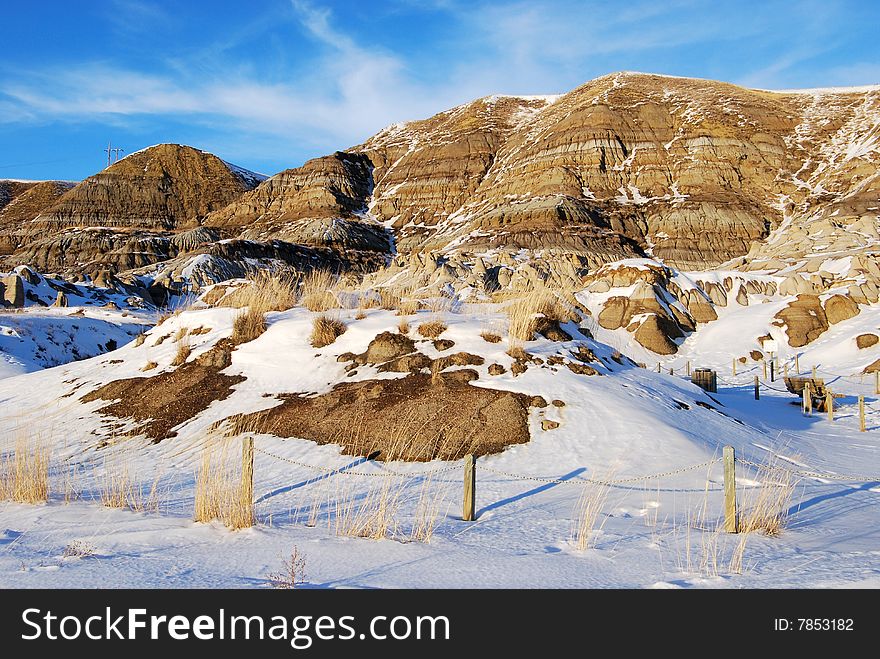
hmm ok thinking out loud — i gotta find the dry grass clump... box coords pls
[0,437,50,504]
[480,331,502,343]
[62,540,96,559]
[190,326,211,336]
[397,298,420,316]
[355,309,367,320]
[300,270,339,312]
[98,449,164,512]
[141,360,158,372]
[418,321,447,338]
[333,473,406,540]
[738,458,798,537]
[505,290,571,344]
[571,473,613,551]
[398,319,411,334]
[267,547,307,589]
[409,476,448,543]
[134,333,147,347]
[378,288,401,310]
[170,339,192,366]
[173,326,189,342]
[310,315,347,348]
[222,271,299,313]
[194,439,253,530]
[232,308,267,345]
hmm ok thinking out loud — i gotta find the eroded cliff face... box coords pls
[352,73,878,279]
[203,151,390,252]
[2,74,879,355]
[0,180,75,254]
[30,144,261,233]
[1,145,266,278]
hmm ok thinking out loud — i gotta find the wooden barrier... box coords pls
[859,395,866,432]
[692,368,717,393]
[463,454,476,521]
[723,446,737,533]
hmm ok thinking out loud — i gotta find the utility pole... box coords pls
[104,141,124,166]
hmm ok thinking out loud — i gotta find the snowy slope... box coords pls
[1,300,878,588]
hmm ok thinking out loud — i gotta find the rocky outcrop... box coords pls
[7,228,178,278]
[774,295,829,347]
[1,273,25,307]
[824,294,859,325]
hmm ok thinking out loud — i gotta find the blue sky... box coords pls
[1,0,879,181]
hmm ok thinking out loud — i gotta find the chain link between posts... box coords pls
[253,446,460,478]
[253,444,726,488]
[736,457,880,483]
[478,459,721,487]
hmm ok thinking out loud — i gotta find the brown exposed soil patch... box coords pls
[82,341,243,440]
[230,370,532,461]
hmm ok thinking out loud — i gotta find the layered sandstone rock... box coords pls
[773,295,829,348]
[1,146,264,276]
[30,144,262,233]
[0,180,75,254]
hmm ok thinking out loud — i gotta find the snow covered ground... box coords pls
[1,297,879,589]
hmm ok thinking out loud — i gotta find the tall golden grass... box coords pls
[571,472,614,551]
[300,270,339,312]
[170,338,192,366]
[0,436,50,504]
[505,290,571,346]
[193,438,253,530]
[737,457,798,537]
[98,446,165,512]
[222,271,299,312]
[232,308,267,345]
[310,315,347,348]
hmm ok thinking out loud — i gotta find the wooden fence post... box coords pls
[687,361,691,377]
[770,360,775,382]
[859,395,866,432]
[784,363,789,378]
[754,375,760,400]
[241,436,255,526]
[669,367,673,375]
[762,360,767,380]
[657,362,661,373]
[875,370,879,395]
[463,454,476,521]
[812,365,817,380]
[826,390,833,421]
[723,446,737,533]
[803,383,812,415]
[732,358,737,376]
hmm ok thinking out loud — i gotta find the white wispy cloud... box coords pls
[1,0,876,172]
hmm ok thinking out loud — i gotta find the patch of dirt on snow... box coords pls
[230,369,532,461]
[81,342,244,440]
